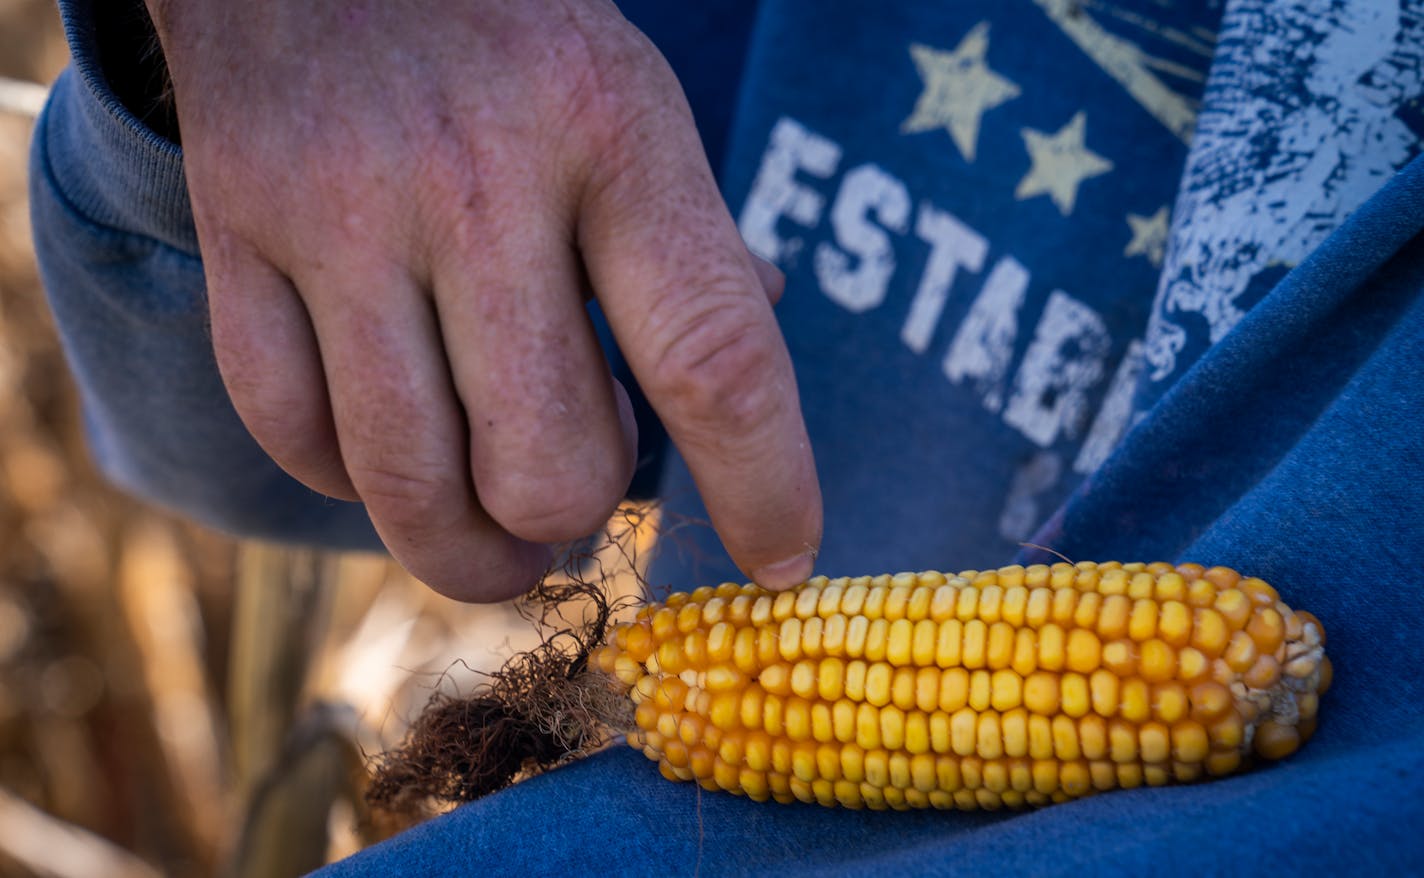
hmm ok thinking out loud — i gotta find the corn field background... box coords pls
[0,4,652,875]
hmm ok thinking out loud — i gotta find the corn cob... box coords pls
[590,561,1330,810]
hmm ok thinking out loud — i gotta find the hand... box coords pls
[145,0,822,600]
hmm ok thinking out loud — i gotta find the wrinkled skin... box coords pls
[146,0,822,600]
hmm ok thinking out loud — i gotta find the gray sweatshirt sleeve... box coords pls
[29,0,382,549]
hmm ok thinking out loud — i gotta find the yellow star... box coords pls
[902,23,1021,162]
[1014,111,1114,216]
[1124,206,1170,267]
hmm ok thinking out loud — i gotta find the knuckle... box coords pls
[482,471,624,544]
[349,459,457,534]
[643,293,783,434]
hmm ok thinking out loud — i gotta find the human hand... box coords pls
[145,0,822,600]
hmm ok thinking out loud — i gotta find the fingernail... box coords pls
[751,551,816,591]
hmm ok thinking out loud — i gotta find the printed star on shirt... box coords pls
[1124,206,1170,267]
[902,23,1022,162]
[1014,111,1114,216]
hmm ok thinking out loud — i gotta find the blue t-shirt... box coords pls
[30,0,1424,874]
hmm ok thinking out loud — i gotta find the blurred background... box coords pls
[0,4,651,875]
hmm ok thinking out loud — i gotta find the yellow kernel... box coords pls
[907,585,934,620]
[1026,565,1051,588]
[1247,607,1286,655]
[915,668,941,712]
[1116,762,1145,788]
[1051,588,1079,626]
[864,618,891,662]
[990,669,1024,712]
[1061,673,1090,718]
[1154,573,1186,602]
[956,586,980,621]
[912,619,939,666]
[881,706,907,751]
[1102,639,1136,676]
[885,585,913,621]
[841,583,869,617]
[887,618,915,665]
[1152,682,1189,724]
[739,686,765,729]
[1208,712,1245,750]
[732,627,759,674]
[726,594,754,624]
[655,639,687,675]
[743,731,772,771]
[1011,628,1038,676]
[756,625,779,666]
[1171,720,1210,763]
[930,712,952,753]
[1108,719,1138,762]
[815,742,841,782]
[1001,587,1029,626]
[986,622,1016,670]
[1243,654,1281,690]
[936,619,963,668]
[1024,671,1060,715]
[1119,678,1151,723]
[1254,721,1301,760]
[1052,715,1081,760]
[1190,609,1224,657]
[1089,669,1120,717]
[845,615,870,658]
[930,586,958,621]
[811,703,834,743]
[801,617,825,658]
[817,657,846,701]
[1097,595,1132,639]
[1140,722,1170,763]
[1128,599,1158,641]
[651,607,679,641]
[1028,714,1054,759]
[708,692,740,730]
[1002,709,1029,758]
[864,749,889,787]
[911,752,937,791]
[1224,630,1258,672]
[855,703,881,750]
[951,708,978,756]
[613,655,643,686]
[705,623,735,664]
[1205,749,1241,777]
[1177,647,1209,682]
[1188,681,1232,721]
[1097,568,1129,596]
[843,660,868,701]
[1025,588,1054,626]
[794,587,821,620]
[865,662,893,707]
[1186,578,1217,608]
[1065,628,1103,674]
[1073,591,1103,630]
[1032,759,1060,794]
[771,590,798,622]
[1158,600,1192,648]
[832,700,856,743]
[905,711,931,754]
[962,620,989,668]
[978,713,1004,759]
[778,618,803,662]
[1078,714,1108,760]
[1060,761,1091,797]
[1037,624,1066,671]
[1139,639,1177,683]
[624,623,654,662]
[892,666,918,711]
[821,614,848,655]
[968,670,993,712]
[1214,589,1252,629]
[979,586,1004,623]
[1128,572,1156,599]
[762,694,785,737]
[759,663,792,696]
[939,667,970,712]
[790,660,818,699]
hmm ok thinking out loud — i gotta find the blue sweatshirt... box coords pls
[31,0,1424,874]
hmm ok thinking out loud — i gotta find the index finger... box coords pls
[577,83,821,590]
